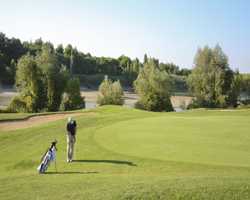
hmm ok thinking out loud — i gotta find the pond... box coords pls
[85,103,183,111]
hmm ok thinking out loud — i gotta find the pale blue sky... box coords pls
[1,0,249,73]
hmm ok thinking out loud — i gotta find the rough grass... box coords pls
[0,106,250,199]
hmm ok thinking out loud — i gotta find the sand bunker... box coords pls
[0,112,99,132]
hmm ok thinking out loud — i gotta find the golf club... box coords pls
[74,142,76,161]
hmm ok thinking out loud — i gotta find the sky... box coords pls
[1,0,249,73]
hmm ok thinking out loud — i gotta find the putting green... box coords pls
[94,114,250,167]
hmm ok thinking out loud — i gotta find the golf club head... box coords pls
[52,139,57,146]
[52,140,58,151]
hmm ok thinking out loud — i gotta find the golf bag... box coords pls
[37,140,58,174]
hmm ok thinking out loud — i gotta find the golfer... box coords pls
[66,117,77,162]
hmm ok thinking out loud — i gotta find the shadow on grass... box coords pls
[75,160,137,166]
[45,172,99,174]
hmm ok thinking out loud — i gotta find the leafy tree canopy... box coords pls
[56,44,64,54]
[9,46,68,112]
[118,55,131,69]
[133,58,174,112]
[62,77,85,111]
[96,75,124,106]
[64,44,73,55]
[187,44,240,109]
[35,37,43,48]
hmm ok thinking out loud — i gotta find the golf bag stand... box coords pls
[37,140,58,174]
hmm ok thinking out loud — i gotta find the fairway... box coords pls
[0,106,250,199]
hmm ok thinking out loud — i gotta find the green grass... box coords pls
[0,106,250,199]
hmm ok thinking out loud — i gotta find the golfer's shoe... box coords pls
[67,160,70,163]
[70,159,73,162]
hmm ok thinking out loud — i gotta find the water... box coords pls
[241,97,250,100]
[85,103,98,109]
[0,97,11,106]
[85,103,133,109]
[85,103,183,112]
[174,108,183,112]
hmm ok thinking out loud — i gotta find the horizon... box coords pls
[1,0,249,73]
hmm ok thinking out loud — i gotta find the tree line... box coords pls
[1,32,249,94]
[6,45,84,113]
[0,31,249,113]
[99,44,247,112]
[0,32,191,88]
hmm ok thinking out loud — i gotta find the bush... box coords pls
[96,75,124,106]
[7,96,27,113]
[133,58,174,112]
[62,78,85,111]
[0,108,11,113]
[135,92,174,112]
[187,96,211,110]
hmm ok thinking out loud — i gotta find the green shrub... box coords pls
[96,75,124,106]
[134,58,174,112]
[6,96,27,113]
[62,77,85,111]
[0,108,10,113]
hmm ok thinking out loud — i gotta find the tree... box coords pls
[56,44,64,54]
[123,58,140,86]
[36,45,68,111]
[96,75,124,106]
[73,54,85,74]
[5,59,17,84]
[187,44,238,109]
[159,62,179,74]
[133,57,141,73]
[62,77,85,110]
[0,33,24,65]
[181,68,191,76]
[228,69,241,107]
[64,44,73,55]
[240,73,250,95]
[118,55,131,70]
[14,53,47,112]
[0,51,7,84]
[22,41,30,54]
[143,54,148,64]
[9,46,68,113]
[73,47,78,55]
[8,38,24,63]
[29,44,41,56]
[0,32,8,54]
[44,42,54,51]
[133,58,174,112]
[35,37,43,48]
[86,52,92,57]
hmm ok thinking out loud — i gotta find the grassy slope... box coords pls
[0,106,250,199]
